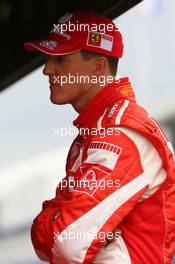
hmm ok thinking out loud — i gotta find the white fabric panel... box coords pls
[52,171,151,263]
[97,108,108,129]
[117,127,167,200]
[115,100,130,125]
[70,148,83,172]
[92,233,131,264]
[85,148,121,170]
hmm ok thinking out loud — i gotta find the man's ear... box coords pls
[92,56,108,76]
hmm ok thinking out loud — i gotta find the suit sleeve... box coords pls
[31,129,157,264]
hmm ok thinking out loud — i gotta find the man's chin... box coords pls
[50,96,69,105]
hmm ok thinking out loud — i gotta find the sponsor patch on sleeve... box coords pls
[84,141,122,170]
[74,165,111,195]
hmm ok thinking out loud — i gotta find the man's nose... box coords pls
[42,59,55,76]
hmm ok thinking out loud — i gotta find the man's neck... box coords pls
[72,84,106,113]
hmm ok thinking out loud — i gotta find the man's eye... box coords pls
[43,54,49,62]
[56,56,64,62]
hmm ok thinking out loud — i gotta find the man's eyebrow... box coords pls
[56,55,65,59]
[43,54,49,60]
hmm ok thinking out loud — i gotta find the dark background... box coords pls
[0,0,142,91]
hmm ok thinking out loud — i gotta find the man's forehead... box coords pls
[45,51,82,60]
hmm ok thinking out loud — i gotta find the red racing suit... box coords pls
[31,78,175,264]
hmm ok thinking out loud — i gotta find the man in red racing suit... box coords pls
[24,10,175,264]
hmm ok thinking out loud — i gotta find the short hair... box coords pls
[81,50,119,77]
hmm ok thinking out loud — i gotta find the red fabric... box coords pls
[31,79,175,263]
[24,10,123,58]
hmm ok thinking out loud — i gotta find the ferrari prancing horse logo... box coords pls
[91,32,100,44]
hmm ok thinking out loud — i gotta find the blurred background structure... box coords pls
[0,0,175,263]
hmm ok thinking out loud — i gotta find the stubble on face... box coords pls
[43,52,106,112]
